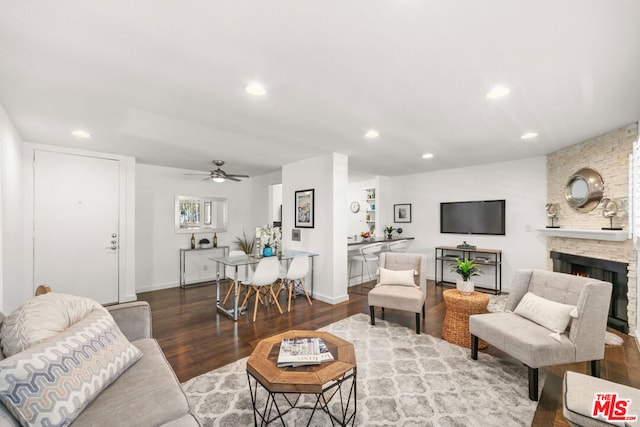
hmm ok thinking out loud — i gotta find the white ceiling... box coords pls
[1,1,639,179]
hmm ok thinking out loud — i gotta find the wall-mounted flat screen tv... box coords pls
[440,200,505,235]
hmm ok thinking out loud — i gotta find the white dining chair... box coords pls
[222,251,254,306]
[283,255,312,312]
[239,257,283,322]
[386,239,411,253]
[349,242,384,285]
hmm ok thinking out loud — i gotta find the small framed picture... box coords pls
[295,189,315,228]
[394,203,412,223]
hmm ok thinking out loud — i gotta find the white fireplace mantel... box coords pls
[537,228,630,241]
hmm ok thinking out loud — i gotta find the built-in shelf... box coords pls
[537,228,629,241]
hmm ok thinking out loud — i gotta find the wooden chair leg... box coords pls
[269,285,283,315]
[222,281,234,305]
[252,288,261,322]
[369,306,375,325]
[239,286,253,313]
[422,303,425,317]
[287,280,293,312]
[528,367,539,401]
[298,280,313,306]
[591,360,601,377]
[415,312,421,334]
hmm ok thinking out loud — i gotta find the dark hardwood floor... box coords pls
[138,280,640,426]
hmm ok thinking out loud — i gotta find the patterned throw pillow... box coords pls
[0,309,142,427]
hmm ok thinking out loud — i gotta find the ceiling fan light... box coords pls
[212,177,226,183]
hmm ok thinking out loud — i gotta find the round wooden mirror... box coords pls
[564,168,604,212]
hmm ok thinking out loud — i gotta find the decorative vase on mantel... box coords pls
[456,279,474,295]
[263,246,273,257]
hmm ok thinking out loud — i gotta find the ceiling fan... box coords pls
[185,160,250,183]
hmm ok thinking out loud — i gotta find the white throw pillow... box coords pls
[514,292,576,333]
[377,267,417,287]
[1,293,102,357]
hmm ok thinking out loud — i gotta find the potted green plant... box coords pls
[233,231,255,255]
[384,226,395,240]
[450,258,483,295]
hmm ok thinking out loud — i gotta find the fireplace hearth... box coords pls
[550,251,628,333]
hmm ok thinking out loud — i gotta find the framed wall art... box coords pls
[394,203,412,223]
[295,189,315,228]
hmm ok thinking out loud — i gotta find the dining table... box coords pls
[210,250,319,321]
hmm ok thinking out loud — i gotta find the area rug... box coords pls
[487,294,624,346]
[183,313,541,426]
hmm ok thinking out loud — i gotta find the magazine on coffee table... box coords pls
[277,337,334,367]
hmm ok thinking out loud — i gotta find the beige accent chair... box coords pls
[368,252,427,334]
[469,269,612,401]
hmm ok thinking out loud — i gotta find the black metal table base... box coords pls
[247,369,357,426]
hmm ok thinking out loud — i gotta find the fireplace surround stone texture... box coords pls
[546,124,638,335]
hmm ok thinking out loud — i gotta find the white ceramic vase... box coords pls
[456,279,474,295]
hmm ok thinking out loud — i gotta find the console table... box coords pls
[179,246,229,288]
[435,246,502,294]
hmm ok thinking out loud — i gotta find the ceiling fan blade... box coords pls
[225,173,250,178]
[184,173,212,176]
[225,176,241,182]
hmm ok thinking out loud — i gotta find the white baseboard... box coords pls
[313,292,349,305]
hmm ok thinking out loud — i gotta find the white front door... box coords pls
[33,150,120,304]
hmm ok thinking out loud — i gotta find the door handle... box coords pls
[105,246,117,250]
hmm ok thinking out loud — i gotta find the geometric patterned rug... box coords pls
[183,313,541,426]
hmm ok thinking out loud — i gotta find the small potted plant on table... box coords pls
[450,258,483,295]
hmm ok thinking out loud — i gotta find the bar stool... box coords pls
[349,242,384,285]
[386,239,411,253]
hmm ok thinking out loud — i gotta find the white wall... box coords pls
[0,103,24,313]
[135,164,253,292]
[387,156,547,292]
[251,170,282,229]
[282,153,349,304]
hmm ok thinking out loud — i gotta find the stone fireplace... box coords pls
[546,124,638,335]
[550,250,628,333]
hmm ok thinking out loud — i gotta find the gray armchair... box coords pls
[368,252,427,334]
[469,269,612,401]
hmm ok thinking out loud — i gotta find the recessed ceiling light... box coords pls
[245,82,266,97]
[521,132,539,139]
[71,130,91,138]
[365,129,379,139]
[486,86,510,99]
[421,153,434,159]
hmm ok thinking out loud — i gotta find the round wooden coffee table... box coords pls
[246,330,356,426]
[442,289,490,349]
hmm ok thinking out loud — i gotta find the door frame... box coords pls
[23,143,136,303]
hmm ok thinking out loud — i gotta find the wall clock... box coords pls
[350,201,360,213]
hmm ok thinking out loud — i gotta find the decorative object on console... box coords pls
[456,241,476,250]
[384,226,395,240]
[198,238,212,249]
[450,258,483,295]
[295,189,315,228]
[394,204,412,223]
[564,167,604,212]
[600,198,623,230]
[545,203,560,228]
